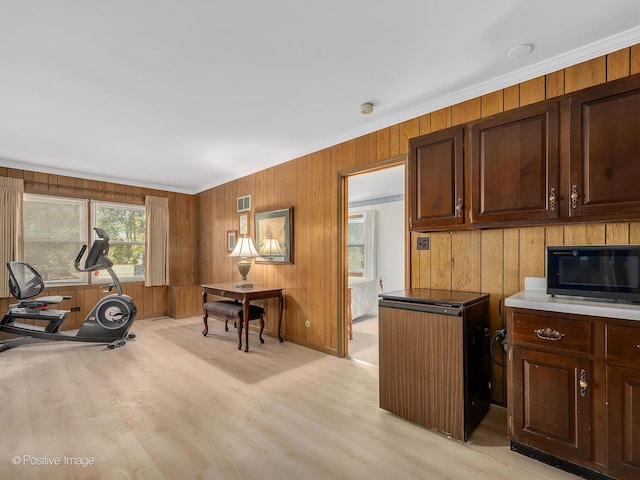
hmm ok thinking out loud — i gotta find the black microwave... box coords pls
[547,245,640,302]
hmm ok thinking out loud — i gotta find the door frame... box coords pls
[337,156,409,358]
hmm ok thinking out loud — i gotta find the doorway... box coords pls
[345,163,405,365]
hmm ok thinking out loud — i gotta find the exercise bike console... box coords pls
[1,228,137,353]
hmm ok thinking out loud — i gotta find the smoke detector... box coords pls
[360,102,374,115]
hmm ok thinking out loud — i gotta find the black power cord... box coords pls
[490,328,507,368]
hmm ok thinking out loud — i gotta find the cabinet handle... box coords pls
[549,187,557,210]
[570,185,579,209]
[455,198,463,217]
[579,369,588,397]
[534,327,565,341]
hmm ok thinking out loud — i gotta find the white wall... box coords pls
[349,199,404,293]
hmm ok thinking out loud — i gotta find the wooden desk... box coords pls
[202,283,284,352]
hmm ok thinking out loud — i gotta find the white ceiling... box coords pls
[1,1,640,194]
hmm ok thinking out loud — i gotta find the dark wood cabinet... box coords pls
[408,126,464,231]
[508,309,593,465]
[605,321,640,479]
[468,101,559,225]
[406,73,640,232]
[507,306,640,480]
[510,347,592,464]
[607,365,640,479]
[569,74,640,219]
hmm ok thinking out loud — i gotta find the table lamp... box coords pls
[260,237,283,257]
[228,236,261,288]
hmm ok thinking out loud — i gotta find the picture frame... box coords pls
[254,207,293,264]
[226,230,238,252]
[239,213,248,235]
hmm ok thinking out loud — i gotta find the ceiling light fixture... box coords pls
[360,102,374,115]
[507,44,533,60]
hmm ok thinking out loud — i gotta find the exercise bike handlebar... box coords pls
[74,228,122,296]
[74,245,88,269]
[74,244,113,272]
[74,228,114,273]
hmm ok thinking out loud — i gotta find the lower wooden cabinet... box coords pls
[607,365,640,478]
[507,307,640,480]
[510,347,592,464]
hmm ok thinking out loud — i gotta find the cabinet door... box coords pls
[510,347,592,463]
[569,75,640,219]
[408,126,464,231]
[607,365,640,480]
[469,101,559,225]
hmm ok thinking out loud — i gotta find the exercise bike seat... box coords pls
[6,261,66,306]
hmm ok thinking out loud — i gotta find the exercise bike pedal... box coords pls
[107,339,127,349]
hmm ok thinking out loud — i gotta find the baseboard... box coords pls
[510,441,613,480]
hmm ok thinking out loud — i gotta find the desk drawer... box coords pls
[511,311,592,354]
[606,322,640,364]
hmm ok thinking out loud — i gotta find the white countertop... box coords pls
[504,277,640,321]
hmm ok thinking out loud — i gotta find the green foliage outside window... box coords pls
[94,202,146,280]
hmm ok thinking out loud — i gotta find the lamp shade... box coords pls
[229,236,261,258]
[260,238,283,256]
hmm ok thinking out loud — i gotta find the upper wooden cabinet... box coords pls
[406,73,640,232]
[568,75,640,219]
[468,101,559,225]
[408,126,464,231]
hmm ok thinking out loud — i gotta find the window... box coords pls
[92,201,146,282]
[348,215,365,276]
[347,211,377,278]
[23,194,146,285]
[23,194,88,284]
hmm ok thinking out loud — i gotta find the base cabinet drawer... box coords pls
[511,310,592,354]
[606,323,640,365]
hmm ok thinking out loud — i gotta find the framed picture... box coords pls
[254,207,293,264]
[239,213,248,235]
[226,230,238,252]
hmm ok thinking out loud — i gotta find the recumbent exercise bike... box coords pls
[0,228,137,353]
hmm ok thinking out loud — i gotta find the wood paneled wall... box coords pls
[196,44,640,402]
[0,168,198,324]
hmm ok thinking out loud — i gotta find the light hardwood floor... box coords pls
[348,313,379,365]
[0,316,580,480]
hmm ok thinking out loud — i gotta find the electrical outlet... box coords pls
[417,237,430,250]
[305,320,311,328]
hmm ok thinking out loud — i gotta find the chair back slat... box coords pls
[6,262,46,300]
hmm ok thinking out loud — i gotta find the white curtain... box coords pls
[363,210,377,279]
[144,196,169,286]
[0,178,24,297]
